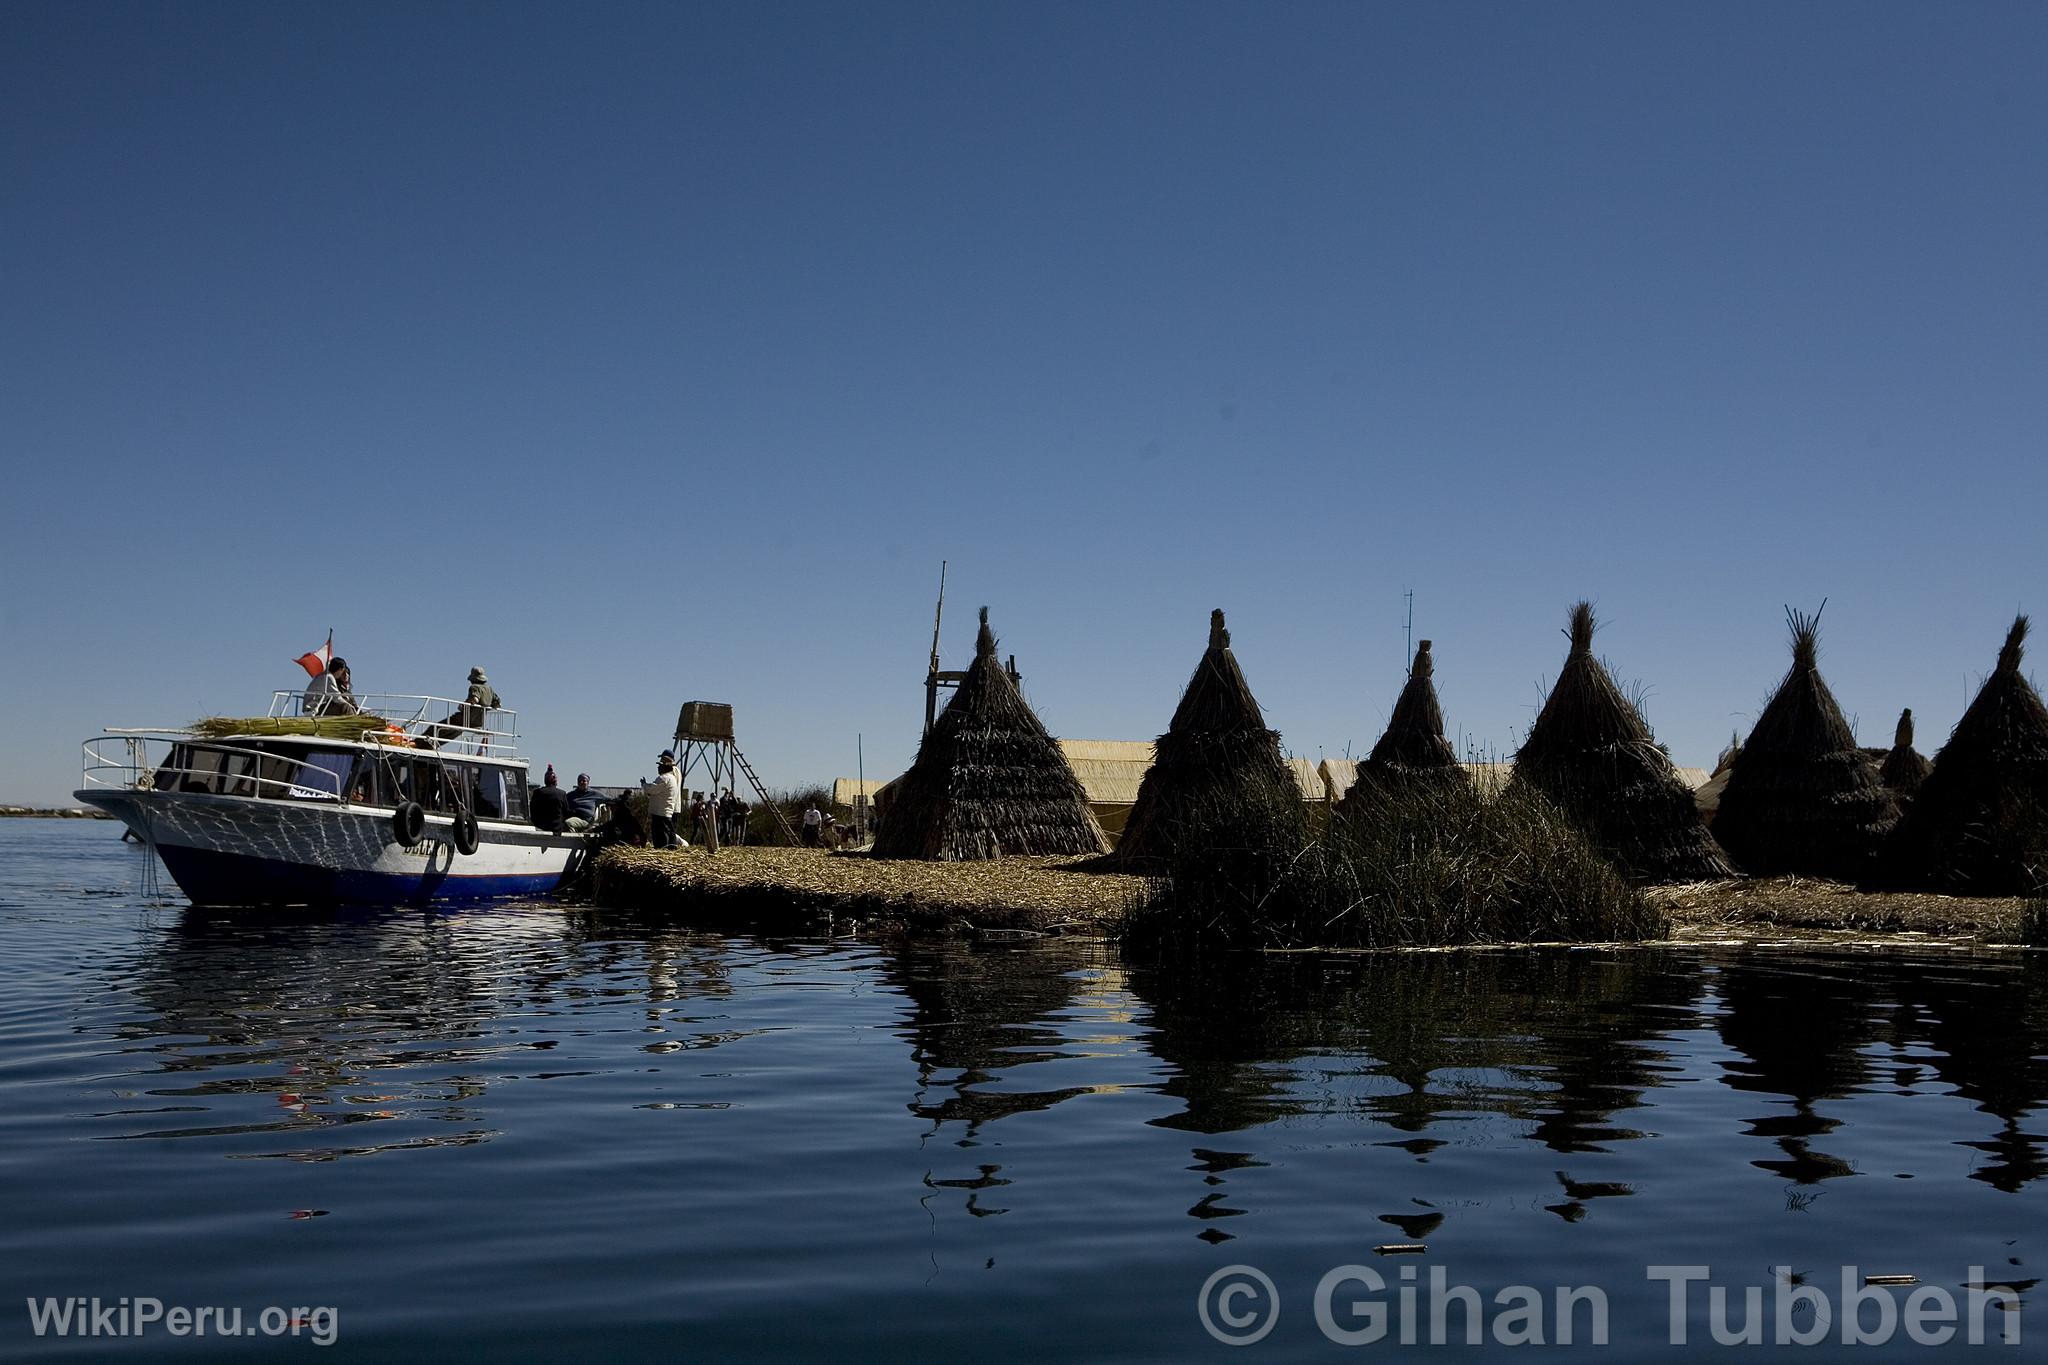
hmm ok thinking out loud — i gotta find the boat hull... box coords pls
[77,789,588,907]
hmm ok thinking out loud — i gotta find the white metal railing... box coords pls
[82,734,359,803]
[267,691,521,759]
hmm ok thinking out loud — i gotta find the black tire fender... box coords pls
[391,801,426,845]
[451,809,481,856]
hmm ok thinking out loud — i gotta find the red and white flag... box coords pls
[293,631,334,678]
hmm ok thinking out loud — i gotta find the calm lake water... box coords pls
[1,820,2042,1361]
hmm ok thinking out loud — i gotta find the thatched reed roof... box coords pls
[1876,616,2048,895]
[1711,607,1899,879]
[1320,758,1361,804]
[1285,757,1327,801]
[1114,609,1304,864]
[1057,739,1154,806]
[1339,640,1469,816]
[831,778,886,808]
[871,607,1108,861]
[1878,708,1932,804]
[1509,603,1733,883]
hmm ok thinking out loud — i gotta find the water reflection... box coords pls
[1128,950,1706,1149]
[101,906,2048,1211]
[881,939,1106,1139]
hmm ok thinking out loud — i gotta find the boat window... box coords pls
[477,768,509,820]
[179,746,227,794]
[222,751,260,798]
[413,762,451,814]
[286,749,353,802]
[362,752,411,807]
[503,768,528,821]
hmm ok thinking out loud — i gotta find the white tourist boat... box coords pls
[77,690,592,906]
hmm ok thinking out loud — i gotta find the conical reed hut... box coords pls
[1114,609,1303,865]
[1710,607,1900,879]
[1875,616,2048,895]
[1878,708,1932,807]
[1338,639,1468,816]
[871,607,1109,861]
[1509,603,1734,883]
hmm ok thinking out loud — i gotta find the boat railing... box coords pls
[82,734,368,805]
[267,691,521,759]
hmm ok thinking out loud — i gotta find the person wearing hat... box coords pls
[530,765,570,835]
[645,750,683,849]
[304,657,358,717]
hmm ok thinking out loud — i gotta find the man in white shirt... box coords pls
[801,804,823,847]
[646,751,684,849]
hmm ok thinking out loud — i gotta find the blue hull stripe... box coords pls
[156,843,568,907]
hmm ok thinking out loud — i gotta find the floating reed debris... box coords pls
[1877,615,2048,896]
[1338,639,1468,815]
[189,714,394,741]
[1508,603,1733,883]
[871,607,1108,861]
[1878,708,1932,806]
[590,845,1148,931]
[1712,606,1899,880]
[1115,609,1304,867]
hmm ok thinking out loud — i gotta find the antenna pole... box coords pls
[1404,589,1414,667]
[925,560,948,736]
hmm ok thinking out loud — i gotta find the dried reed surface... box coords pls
[591,844,1150,931]
[1509,603,1734,883]
[1877,615,2048,896]
[871,607,1108,861]
[1115,609,1305,866]
[1877,708,1932,804]
[1711,607,1899,880]
[1338,639,1468,815]
[190,715,391,740]
[1652,878,2028,941]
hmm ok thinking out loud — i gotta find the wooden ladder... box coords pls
[731,745,799,846]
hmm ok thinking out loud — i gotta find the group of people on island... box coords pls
[299,661,855,850]
[637,749,753,849]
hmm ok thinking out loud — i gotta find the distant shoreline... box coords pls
[0,808,114,819]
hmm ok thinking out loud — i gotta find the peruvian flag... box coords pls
[294,631,334,678]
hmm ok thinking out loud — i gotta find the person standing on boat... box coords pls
[647,751,683,849]
[304,658,358,716]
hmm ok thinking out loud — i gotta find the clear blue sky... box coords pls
[4,1,2043,804]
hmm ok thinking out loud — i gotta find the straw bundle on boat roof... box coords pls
[1710,606,1899,879]
[870,608,1107,862]
[1114,609,1303,866]
[1876,616,2048,895]
[1338,639,1468,816]
[1509,603,1733,883]
[1878,708,1932,806]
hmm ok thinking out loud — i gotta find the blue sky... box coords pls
[3,1,2043,803]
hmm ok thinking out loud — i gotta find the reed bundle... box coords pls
[1508,603,1733,883]
[872,608,1108,861]
[190,715,392,741]
[1876,616,2048,895]
[1712,606,1899,879]
[1115,609,1305,866]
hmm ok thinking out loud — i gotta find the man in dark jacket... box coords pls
[567,773,603,827]
[531,766,570,834]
